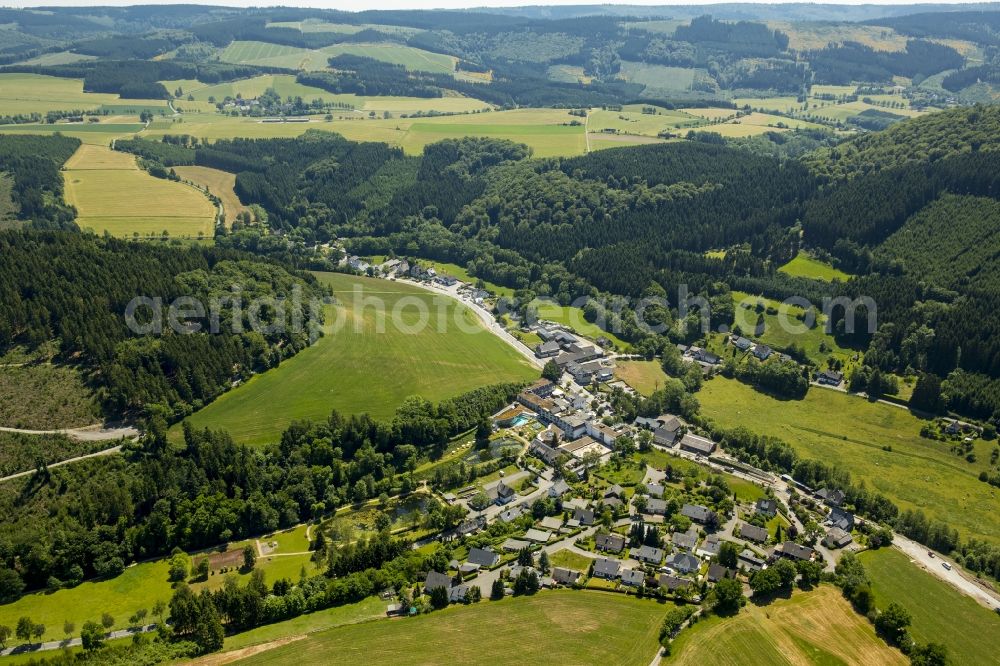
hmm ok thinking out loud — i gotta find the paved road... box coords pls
[0,444,125,483]
[0,423,139,441]
[0,624,157,657]
[893,533,1000,611]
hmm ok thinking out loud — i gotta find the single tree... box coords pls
[539,550,550,574]
[63,620,74,638]
[490,579,505,600]
[713,578,744,615]
[80,621,104,652]
[429,585,449,609]
[242,545,257,571]
[100,613,114,630]
[15,617,33,643]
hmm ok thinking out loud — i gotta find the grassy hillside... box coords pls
[669,586,906,665]
[778,251,852,281]
[234,590,665,665]
[698,377,1000,545]
[176,272,537,446]
[859,547,1000,665]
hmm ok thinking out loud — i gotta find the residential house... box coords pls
[424,571,453,593]
[552,567,582,585]
[707,562,735,583]
[595,533,626,553]
[604,484,625,500]
[693,348,721,365]
[540,516,564,531]
[816,370,843,386]
[672,530,698,552]
[573,507,595,526]
[732,336,753,352]
[645,498,668,516]
[632,545,665,564]
[467,547,500,568]
[681,503,716,525]
[548,479,571,498]
[679,433,716,457]
[501,538,530,552]
[696,535,721,559]
[778,541,816,561]
[816,487,846,507]
[827,507,855,532]
[449,584,472,603]
[753,344,772,361]
[454,516,486,538]
[824,527,854,549]
[620,568,645,587]
[658,574,691,592]
[536,326,555,341]
[490,480,516,506]
[644,483,665,498]
[666,552,700,574]
[602,497,625,511]
[739,523,769,544]
[524,528,552,544]
[535,340,562,358]
[755,498,777,517]
[653,426,678,447]
[497,505,526,523]
[459,563,480,575]
[592,558,621,580]
[738,549,766,572]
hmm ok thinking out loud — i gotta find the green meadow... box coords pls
[860,547,1000,665]
[236,590,666,665]
[778,251,852,281]
[219,40,455,74]
[698,377,1000,545]
[176,272,537,446]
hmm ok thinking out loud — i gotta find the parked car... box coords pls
[928,551,935,558]
[942,562,952,571]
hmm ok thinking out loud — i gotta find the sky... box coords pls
[3,0,989,8]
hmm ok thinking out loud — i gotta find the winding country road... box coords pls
[0,423,139,441]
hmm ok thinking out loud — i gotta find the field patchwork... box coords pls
[62,144,216,238]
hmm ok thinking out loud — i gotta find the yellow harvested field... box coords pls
[62,145,216,238]
[173,165,249,225]
[671,586,907,666]
[733,96,803,113]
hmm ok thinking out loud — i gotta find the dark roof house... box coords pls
[593,558,621,579]
[681,503,715,524]
[595,533,626,553]
[666,552,700,574]
[467,547,499,568]
[755,498,777,517]
[739,523,769,543]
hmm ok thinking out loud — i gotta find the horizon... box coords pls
[4,0,1000,10]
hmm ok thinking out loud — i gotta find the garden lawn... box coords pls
[859,547,1000,665]
[669,586,906,665]
[548,549,595,572]
[236,590,666,665]
[698,377,1000,545]
[615,360,670,395]
[175,273,537,446]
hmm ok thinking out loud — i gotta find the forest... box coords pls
[0,135,81,230]
[0,382,518,602]
[0,232,327,423]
